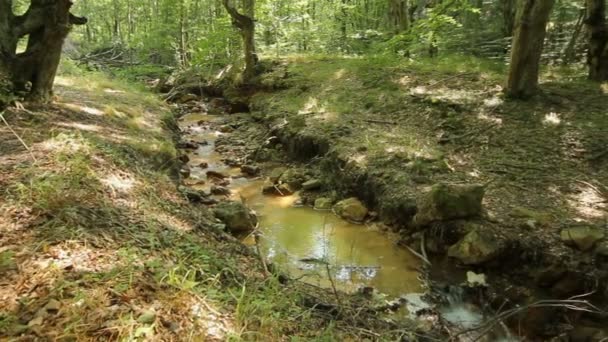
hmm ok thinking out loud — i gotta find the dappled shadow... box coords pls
[0,76,259,340]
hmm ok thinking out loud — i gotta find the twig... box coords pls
[428,72,476,88]
[452,296,605,341]
[0,110,37,163]
[404,243,432,266]
[420,232,431,266]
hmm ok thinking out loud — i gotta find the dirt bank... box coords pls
[200,55,608,339]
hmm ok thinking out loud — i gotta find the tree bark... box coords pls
[389,0,410,34]
[0,0,86,103]
[501,0,517,37]
[506,0,555,99]
[222,0,257,84]
[586,0,608,81]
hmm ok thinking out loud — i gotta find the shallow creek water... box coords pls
[179,113,423,296]
[178,112,515,339]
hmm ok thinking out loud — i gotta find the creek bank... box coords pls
[163,61,608,339]
[213,109,606,340]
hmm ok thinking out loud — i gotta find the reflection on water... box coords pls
[238,182,423,296]
[180,112,422,296]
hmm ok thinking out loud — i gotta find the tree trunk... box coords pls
[562,9,585,65]
[389,0,410,34]
[506,0,555,99]
[222,0,256,84]
[586,0,608,81]
[501,0,517,37]
[0,0,86,103]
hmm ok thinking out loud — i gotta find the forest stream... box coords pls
[177,109,516,340]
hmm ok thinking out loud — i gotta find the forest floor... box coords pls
[0,63,422,341]
[207,54,608,337]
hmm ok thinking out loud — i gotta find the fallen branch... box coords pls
[451,295,605,341]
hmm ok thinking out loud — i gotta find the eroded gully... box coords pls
[176,109,515,340]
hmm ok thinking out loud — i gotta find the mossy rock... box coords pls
[314,197,333,210]
[447,227,502,265]
[414,183,485,226]
[278,168,307,190]
[334,197,368,222]
[560,226,605,251]
[213,201,257,233]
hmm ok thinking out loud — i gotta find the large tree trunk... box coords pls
[586,0,608,81]
[0,0,86,103]
[505,0,555,99]
[223,0,256,84]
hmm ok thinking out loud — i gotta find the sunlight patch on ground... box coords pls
[34,242,120,273]
[104,88,126,94]
[60,102,105,116]
[396,75,412,86]
[314,111,339,121]
[483,96,503,107]
[55,121,102,132]
[477,112,503,125]
[189,296,235,340]
[104,106,128,118]
[543,112,562,126]
[410,86,479,103]
[600,83,608,94]
[348,154,367,165]
[54,76,73,86]
[333,68,346,80]
[149,212,195,232]
[567,183,607,219]
[298,97,326,115]
[39,133,89,153]
[101,172,137,194]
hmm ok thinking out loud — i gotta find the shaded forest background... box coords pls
[67,0,594,78]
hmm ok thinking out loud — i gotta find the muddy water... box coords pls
[178,112,513,340]
[178,113,423,296]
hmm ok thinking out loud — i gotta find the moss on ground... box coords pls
[0,63,419,340]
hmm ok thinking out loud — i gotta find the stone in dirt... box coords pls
[198,162,209,169]
[219,125,234,133]
[241,164,260,176]
[211,186,231,196]
[560,226,605,251]
[179,186,211,203]
[213,201,258,233]
[302,179,322,191]
[414,183,485,226]
[180,166,191,178]
[207,170,228,179]
[334,198,368,222]
[177,140,198,149]
[447,228,502,265]
[314,198,333,210]
[177,94,198,104]
[178,154,190,163]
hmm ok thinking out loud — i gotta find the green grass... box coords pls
[2,64,415,341]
